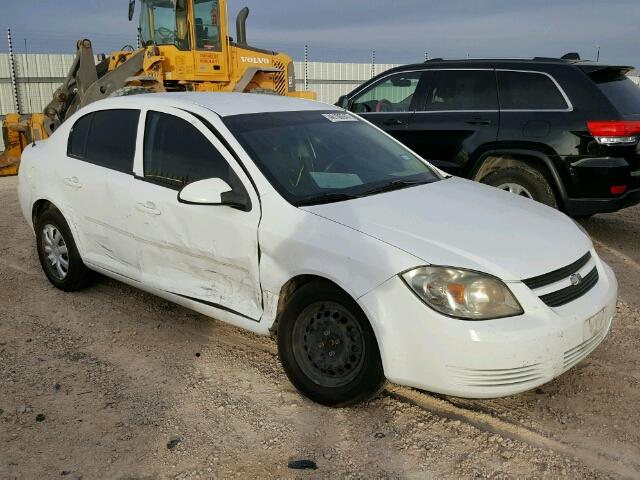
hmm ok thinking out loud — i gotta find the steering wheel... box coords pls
[375,99,392,112]
[156,27,175,42]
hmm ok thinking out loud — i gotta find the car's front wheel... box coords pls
[35,209,94,291]
[277,281,385,406]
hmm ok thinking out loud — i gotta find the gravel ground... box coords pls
[0,175,639,479]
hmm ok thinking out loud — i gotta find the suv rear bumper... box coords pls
[565,157,640,216]
[565,186,640,216]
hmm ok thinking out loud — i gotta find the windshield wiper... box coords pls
[296,192,362,207]
[359,179,427,196]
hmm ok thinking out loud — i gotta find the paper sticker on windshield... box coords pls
[322,113,359,122]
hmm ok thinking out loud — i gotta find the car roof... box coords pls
[384,57,633,72]
[92,92,336,117]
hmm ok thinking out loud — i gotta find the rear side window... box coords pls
[592,74,640,115]
[497,71,569,110]
[67,109,139,174]
[424,70,498,111]
[143,111,234,189]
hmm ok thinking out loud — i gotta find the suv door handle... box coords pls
[382,118,404,126]
[136,201,161,216]
[63,176,82,189]
[466,118,492,125]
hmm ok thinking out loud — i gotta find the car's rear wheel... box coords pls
[277,281,385,407]
[480,161,558,209]
[36,209,94,291]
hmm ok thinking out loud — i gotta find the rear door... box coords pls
[405,69,499,175]
[63,108,141,281]
[131,107,263,321]
[348,71,423,144]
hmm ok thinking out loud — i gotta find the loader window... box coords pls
[143,111,234,189]
[140,0,190,50]
[194,0,221,51]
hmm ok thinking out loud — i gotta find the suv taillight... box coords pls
[587,120,640,145]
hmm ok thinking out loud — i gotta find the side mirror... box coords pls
[336,95,349,109]
[128,0,136,21]
[178,178,251,211]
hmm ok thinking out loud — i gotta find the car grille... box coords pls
[523,252,599,307]
[447,364,544,388]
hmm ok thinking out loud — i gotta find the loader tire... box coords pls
[110,86,154,97]
[36,209,94,292]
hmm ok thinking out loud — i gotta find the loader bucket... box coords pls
[0,113,48,177]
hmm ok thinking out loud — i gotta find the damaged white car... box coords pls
[18,93,617,406]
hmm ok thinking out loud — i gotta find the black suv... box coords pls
[337,56,640,216]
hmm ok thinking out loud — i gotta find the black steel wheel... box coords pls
[278,281,385,406]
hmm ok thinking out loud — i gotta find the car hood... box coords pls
[301,177,592,281]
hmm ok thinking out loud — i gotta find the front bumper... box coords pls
[358,252,618,398]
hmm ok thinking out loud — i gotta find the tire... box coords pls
[35,209,94,291]
[480,161,558,209]
[277,281,385,407]
[109,86,154,97]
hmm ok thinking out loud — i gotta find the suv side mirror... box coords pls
[178,178,251,211]
[336,95,349,109]
[128,0,135,21]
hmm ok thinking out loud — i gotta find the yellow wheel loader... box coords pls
[0,0,315,176]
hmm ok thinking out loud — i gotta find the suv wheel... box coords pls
[277,281,385,407]
[480,161,558,208]
[36,209,94,291]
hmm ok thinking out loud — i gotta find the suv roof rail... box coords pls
[424,57,444,62]
[561,52,581,60]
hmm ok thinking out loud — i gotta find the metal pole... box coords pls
[7,28,21,114]
[137,31,141,49]
[371,49,375,78]
[304,44,308,92]
[425,51,428,62]
[596,45,600,62]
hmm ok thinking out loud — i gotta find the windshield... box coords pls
[224,111,440,206]
[140,0,190,50]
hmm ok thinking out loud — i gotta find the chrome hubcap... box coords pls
[42,224,69,280]
[497,182,533,199]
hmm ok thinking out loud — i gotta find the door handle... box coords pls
[136,201,161,216]
[382,118,404,126]
[466,118,492,125]
[63,176,82,189]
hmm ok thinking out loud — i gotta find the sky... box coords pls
[1,0,639,67]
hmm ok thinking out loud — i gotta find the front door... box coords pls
[348,70,424,145]
[406,69,499,175]
[131,107,262,321]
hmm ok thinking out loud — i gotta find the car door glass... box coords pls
[497,71,568,110]
[69,109,140,173]
[350,72,421,113]
[68,113,93,158]
[143,111,236,189]
[424,70,498,111]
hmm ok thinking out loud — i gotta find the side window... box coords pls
[143,111,235,189]
[424,70,498,111]
[68,113,93,158]
[497,71,569,110]
[350,72,422,113]
[68,110,140,174]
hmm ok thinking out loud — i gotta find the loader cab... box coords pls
[139,0,222,52]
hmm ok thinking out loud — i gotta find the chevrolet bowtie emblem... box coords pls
[570,273,583,286]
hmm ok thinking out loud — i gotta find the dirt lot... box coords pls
[1,175,639,479]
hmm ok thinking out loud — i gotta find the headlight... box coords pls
[401,266,523,320]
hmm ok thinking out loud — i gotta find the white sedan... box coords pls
[17,93,617,406]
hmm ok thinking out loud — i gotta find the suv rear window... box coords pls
[497,71,569,110]
[591,74,640,115]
